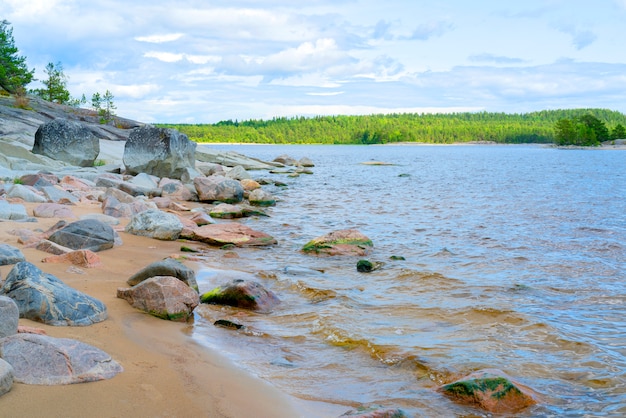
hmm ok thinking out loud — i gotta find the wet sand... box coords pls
[0,202,315,418]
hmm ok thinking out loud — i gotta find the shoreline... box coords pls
[0,202,333,418]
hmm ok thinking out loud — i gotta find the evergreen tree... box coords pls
[610,124,626,140]
[32,62,71,104]
[0,20,35,94]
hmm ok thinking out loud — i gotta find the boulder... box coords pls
[209,203,245,219]
[0,200,29,221]
[200,279,280,312]
[125,209,183,241]
[32,119,100,167]
[0,333,122,385]
[41,250,102,268]
[0,244,26,266]
[126,258,198,292]
[190,223,277,247]
[47,219,116,252]
[118,181,161,198]
[224,165,252,180]
[41,186,80,204]
[0,296,19,338]
[273,154,299,166]
[239,178,261,191]
[102,194,155,218]
[60,175,94,191]
[5,184,47,203]
[0,261,108,326]
[18,172,59,189]
[193,175,244,204]
[440,369,537,413]
[247,188,276,206]
[299,157,315,167]
[0,359,13,397]
[117,276,199,321]
[302,229,373,256]
[80,213,120,226]
[33,203,76,218]
[160,178,196,201]
[356,259,383,273]
[123,125,196,180]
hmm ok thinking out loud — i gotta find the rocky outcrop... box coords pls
[439,369,537,413]
[247,188,276,206]
[0,333,122,384]
[124,209,183,241]
[32,119,100,167]
[189,223,277,247]
[200,279,280,312]
[123,125,196,180]
[126,258,198,291]
[117,276,199,321]
[0,261,108,326]
[302,229,373,256]
[47,219,116,252]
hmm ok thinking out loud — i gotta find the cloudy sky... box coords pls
[4,0,626,123]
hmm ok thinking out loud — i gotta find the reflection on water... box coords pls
[190,144,626,417]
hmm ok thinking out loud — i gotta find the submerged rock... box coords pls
[117,276,199,321]
[356,259,383,273]
[340,405,407,417]
[0,333,122,385]
[440,369,537,413]
[0,261,107,326]
[302,229,373,256]
[200,279,280,312]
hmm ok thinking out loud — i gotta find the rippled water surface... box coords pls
[190,144,626,417]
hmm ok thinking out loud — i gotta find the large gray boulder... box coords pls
[125,209,183,241]
[117,276,199,322]
[0,261,107,326]
[0,359,13,397]
[127,258,198,291]
[32,119,100,167]
[0,296,19,338]
[123,125,196,180]
[0,333,122,385]
[47,219,116,252]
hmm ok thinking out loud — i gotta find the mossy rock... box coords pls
[440,369,537,413]
[302,229,373,256]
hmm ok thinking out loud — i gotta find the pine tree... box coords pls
[0,20,35,94]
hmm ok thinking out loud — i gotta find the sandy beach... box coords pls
[0,200,316,418]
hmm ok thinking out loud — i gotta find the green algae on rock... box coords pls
[302,229,373,256]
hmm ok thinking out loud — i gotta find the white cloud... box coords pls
[144,52,184,63]
[135,33,184,43]
[262,38,351,72]
[270,73,342,88]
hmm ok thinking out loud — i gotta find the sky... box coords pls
[3,0,626,123]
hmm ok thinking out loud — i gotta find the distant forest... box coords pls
[158,108,626,145]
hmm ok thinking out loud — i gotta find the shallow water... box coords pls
[190,144,626,417]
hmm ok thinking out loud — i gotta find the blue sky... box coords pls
[4,0,626,123]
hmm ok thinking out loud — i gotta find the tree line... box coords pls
[0,20,116,124]
[160,109,626,145]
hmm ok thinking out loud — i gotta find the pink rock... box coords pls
[191,223,277,247]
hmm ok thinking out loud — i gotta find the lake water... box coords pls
[190,144,626,417]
